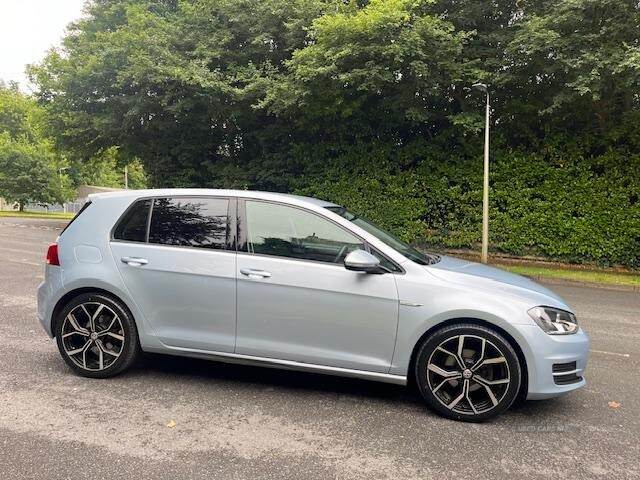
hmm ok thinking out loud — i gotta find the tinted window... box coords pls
[113,199,150,242]
[149,197,229,249]
[245,201,363,264]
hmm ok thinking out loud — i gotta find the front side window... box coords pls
[113,199,151,242]
[148,197,230,250]
[245,201,363,264]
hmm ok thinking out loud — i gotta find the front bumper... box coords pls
[516,324,589,400]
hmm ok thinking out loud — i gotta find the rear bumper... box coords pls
[37,265,64,337]
[518,324,589,400]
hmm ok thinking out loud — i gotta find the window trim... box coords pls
[237,198,403,273]
[110,195,236,252]
[144,198,154,243]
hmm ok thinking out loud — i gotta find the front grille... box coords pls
[553,361,577,373]
[553,361,581,385]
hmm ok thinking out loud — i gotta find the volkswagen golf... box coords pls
[37,189,589,421]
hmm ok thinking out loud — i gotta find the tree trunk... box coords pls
[19,202,24,212]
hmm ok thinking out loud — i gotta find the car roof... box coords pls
[88,188,340,209]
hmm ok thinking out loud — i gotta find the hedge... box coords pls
[292,142,640,269]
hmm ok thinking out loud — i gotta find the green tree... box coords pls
[0,81,46,140]
[265,0,473,139]
[29,0,336,187]
[77,148,148,189]
[0,86,71,209]
[28,0,640,182]
[0,135,63,210]
[501,0,640,138]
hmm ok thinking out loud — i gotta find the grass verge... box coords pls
[0,210,75,220]
[499,264,640,288]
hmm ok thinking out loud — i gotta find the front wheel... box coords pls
[415,323,521,422]
[55,293,140,378]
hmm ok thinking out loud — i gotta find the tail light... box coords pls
[46,243,60,266]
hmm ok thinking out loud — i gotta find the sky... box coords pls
[0,0,86,91]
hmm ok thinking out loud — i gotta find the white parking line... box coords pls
[591,349,631,358]
[0,246,42,256]
[0,256,42,267]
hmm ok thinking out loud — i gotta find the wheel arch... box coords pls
[406,317,529,401]
[51,287,134,337]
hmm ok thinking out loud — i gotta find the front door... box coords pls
[110,196,236,352]
[235,200,399,373]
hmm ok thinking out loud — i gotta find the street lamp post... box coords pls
[472,83,490,264]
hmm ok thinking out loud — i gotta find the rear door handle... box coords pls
[240,268,271,279]
[121,256,148,267]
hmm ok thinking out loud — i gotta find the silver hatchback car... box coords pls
[37,189,589,421]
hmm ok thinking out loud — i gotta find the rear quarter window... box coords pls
[60,201,92,236]
[113,199,151,242]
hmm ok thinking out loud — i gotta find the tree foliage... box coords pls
[0,85,72,208]
[28,0,640,266]
[500,0,640,137]
[74,148,148,190]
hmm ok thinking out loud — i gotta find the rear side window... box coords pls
[148,197,229,250]
[113,199,151,242]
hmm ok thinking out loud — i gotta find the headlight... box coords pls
[528,306,578,335]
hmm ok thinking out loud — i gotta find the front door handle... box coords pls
[121,256,149,267]
[240,268,271,279]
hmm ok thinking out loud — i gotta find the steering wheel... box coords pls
[334,245,348,263]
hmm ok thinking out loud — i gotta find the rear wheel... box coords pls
[55,293,139,378]
[415,323,521,422]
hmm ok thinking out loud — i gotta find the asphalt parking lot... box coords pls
[1,216,639,479]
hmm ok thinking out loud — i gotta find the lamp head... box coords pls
[472,82,488,93]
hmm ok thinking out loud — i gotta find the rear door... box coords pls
[110,196,237,352]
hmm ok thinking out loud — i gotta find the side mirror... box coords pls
[344,249,384,274]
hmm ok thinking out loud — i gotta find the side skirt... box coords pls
[145,345,408,386]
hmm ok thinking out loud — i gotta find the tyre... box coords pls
[414,323,521,422]
[54,292,140,378]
